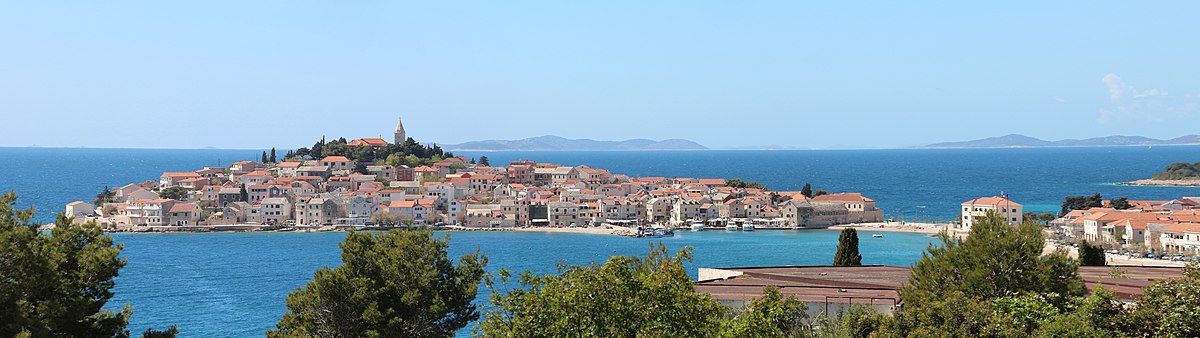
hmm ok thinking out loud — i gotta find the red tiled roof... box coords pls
[962,196,1022,207]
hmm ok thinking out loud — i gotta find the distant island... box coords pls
[442,135,708,151]
[922,134,1200,149]
[1124,162,1200,187]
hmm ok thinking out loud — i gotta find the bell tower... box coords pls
[394,118,406,144]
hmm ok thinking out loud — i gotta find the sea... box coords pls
[1,146,1198,336]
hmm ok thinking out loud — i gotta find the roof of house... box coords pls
[813,192,875,203]
[277,161,302,168]
[962,196,1022,207]
[320,156,353,163]
[1162,223,1200,234]
[169,203,197,212]
[348,138,389,146]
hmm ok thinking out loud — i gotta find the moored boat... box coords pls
[690,222,705,231]
[725,224,739,231]
[742,223,755,231]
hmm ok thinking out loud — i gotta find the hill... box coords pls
[444,135,708,151]
[924,134,1200,148]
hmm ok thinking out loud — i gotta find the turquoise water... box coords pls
[2,146,1199,336]
[109,230,937,336]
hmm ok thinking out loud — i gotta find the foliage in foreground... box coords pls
[0,192,175,338]
[269,229,487,338]
[477,244,815,338]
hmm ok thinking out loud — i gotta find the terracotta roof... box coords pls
[1162,223,1200,233]
[277,161,302,168]
[320,156,353,163]
[169,203,197,212]
[813,193,875,203]
[962,196,1022,207]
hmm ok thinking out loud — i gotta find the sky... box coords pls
[2,1,1198,150]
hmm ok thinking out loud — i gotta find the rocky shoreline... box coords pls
[1121,179,1200,187]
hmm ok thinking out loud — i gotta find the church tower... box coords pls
[394,118,406,144]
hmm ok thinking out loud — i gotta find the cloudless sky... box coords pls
[2,1,1198,149]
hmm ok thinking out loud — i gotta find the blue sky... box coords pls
[2,1,1198,149]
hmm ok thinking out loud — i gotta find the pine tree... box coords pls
[833,228,863,266]
[1078,240,1106,266]
[478,156,490,167]
[801,183,813,199]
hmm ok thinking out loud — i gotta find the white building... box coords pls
[960,196,1023,229]
[65,201,95,217]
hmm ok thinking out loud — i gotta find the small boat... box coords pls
[690,222,705,231]
[872,234,884,238]
[725,224,739,231]
[742,223,755,231]
[654,228,674,237]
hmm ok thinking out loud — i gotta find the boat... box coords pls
[872,234,883,238]
[742,223,755,231]
[725,224,739,231]
[654,228,674,237]
[690,222,705,231]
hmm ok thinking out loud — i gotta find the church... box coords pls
[346,118,406,150]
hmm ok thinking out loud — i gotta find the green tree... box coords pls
[159,186,188,200]
[1126,262,1200,337]
[905,212,1084,301]
[269,147,277,163]
[0,192,175,337]
[477,244,727,337]
[1060,193,1103,215]
[721,286,810,337]
[812,189,828,197]
[94,185,116,205]
[352,162,369,175]
[726,178,766,190]
[801,183,813,198]
[1108,196,1132,210]
[1078,240,1106,266]
[262,151,269,163]
[1036,288,1128,338]
[269,230,487,338]
[239,184,248,202]
[477,156,490,167]
[892,212,1085,337]
[833,228,862,266]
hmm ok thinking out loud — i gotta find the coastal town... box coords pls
[63,118,886,234]
[956,195,1200,259]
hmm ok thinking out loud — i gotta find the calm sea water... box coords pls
[109,230,935,337]
[2,146,1198,336]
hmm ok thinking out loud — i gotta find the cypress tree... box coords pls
[269,147,277,163]
[261,151,268,163]
[1078,240,1106,266]
[239,184,248,202]
[833,228,862,266]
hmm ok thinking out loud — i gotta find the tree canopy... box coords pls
[1078,240,1106,266]
[158,186,188,200]
[269,230,487,338]
[0,192,175,338]
[293,136,453,166]
[1107,196,1133,210]
[725,178,766,190]
[833,228,863,266]
[1061,193,1104,215]
[478,244,728,337]
[1151,162,1200,180]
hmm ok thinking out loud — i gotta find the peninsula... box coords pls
[65,118,881,233]
[1124,162,1200,187]
[923,133,1200,149]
